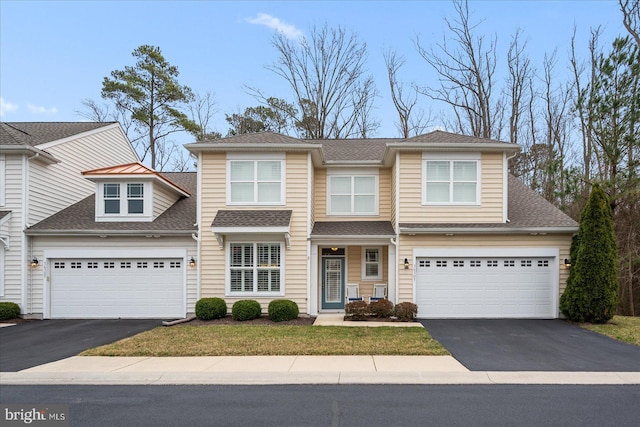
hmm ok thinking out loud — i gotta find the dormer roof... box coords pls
[82,162,190,197]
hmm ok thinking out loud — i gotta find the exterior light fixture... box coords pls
[330,247,338,252]
[189,257,197,268]
[31,258,39,268]
[564,258,571,268]
[404,258,410,269]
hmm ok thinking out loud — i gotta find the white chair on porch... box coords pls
[345,283,362,304]
[368,283,388,303]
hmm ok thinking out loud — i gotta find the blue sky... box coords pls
[0,0,626,142]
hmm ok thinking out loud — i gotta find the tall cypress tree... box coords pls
[560,184,619,323]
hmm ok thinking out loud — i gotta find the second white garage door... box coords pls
[415,256,555,319]
[50,258,185,318]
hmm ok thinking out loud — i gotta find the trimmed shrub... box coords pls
[394,302,418,322]
[344,300,369,320]
[268,299,299,322]
[195,298,227,320]
[560,184,619,323]
[369,299,394,318]
[232,300,262,321]
[0,302,21,321]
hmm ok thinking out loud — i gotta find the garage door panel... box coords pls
[416,256,554,319]
[50,258,184,318]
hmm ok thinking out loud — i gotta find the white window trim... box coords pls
[421,153,481,206]
[225,240,285,297]
[0,154,5,207]
[362,246,383,280]
[0,245,4,297]
[226,154,286,206]
[95,181,152,222]
[326,168,379,216]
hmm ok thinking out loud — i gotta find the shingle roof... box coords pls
[399,175,578,231]
[0,122,114,146]
[404,130,508,145]
[26,172,197,234]
[212,210,292,228]
[314,138,391,162]
[311,221,396,236]
[197,131,311,145]
[0,211,11,221]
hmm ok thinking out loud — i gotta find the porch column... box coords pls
[309,243,318,315]
[388,243,396,304]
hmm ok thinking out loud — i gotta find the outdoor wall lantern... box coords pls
[404,258,410,269]
[330,247,338,252]
[189,257,197,268]
[30,258,39,268]
[564,258,572,268]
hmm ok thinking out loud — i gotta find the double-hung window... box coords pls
[362,247,382,280]
[127,183,144,214]
[423,157,479,204]
[229,243,282,294]
[103,183,121,214]
[229,159,283,205]
[328,174,378,215]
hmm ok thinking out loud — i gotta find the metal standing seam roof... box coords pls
[25,172,197,234]
[212,210,293,228]
[0,122,114,147]
[82,162,191,196]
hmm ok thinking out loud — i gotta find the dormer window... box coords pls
[104,183,121,214]
[127,183,144,214]
[98,182,150,220]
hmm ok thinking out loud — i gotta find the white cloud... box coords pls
[246,13,303,40]
[0,97,19,117]
[27,103,58,114]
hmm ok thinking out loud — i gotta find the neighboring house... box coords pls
[0,122,138,316]
[186,131,578,319]
[25,163,197,319]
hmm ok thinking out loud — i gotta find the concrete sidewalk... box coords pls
[1,355,639,385]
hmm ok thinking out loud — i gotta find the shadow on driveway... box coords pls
[420,319,640,372]
[0,319,161,372]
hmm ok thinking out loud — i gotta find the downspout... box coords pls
[389,237,398,304]
[195,152,203,303]
[504,151,518,223]
[394,150,400,304]
[23,152,40,315]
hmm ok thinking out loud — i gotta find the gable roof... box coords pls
[0,122,114,147]
[399,175,578,233]
[82,162,190,196]
[25,172,197,236]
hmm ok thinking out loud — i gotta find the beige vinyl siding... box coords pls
[399,152,504,223]
[346,246,389,298]
[199,152,310,314]
[29,236,197,317]
[313,167,392,221]
[396,233,572,304]
[152,182,180,219]
[0,155,25,305]
[28,126,137,225]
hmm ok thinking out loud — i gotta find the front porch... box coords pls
[309,220,397,315]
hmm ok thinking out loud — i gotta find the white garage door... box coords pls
[50,258,184,318]
[415,256,555,318]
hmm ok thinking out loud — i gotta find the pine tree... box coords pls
[560,184,619,323]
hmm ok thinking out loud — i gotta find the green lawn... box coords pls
[80,325,448,356]
[580,316,640,346]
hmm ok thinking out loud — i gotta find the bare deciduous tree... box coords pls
[415,0,500,139]
[619,0,640,46]
[187,91,221,140]
[266,24,378,139]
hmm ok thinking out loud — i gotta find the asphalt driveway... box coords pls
[420,319,640,372]
[0,319,161,372]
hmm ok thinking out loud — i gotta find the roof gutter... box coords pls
[184,143,322,152]
[399,226,578,235]
[24,229,197,237]
[0,145,59,164]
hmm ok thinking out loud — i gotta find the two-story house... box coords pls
[0,122,138,316]
[1,122,198,319]
[186,131,578,319]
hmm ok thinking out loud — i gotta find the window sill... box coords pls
[226,292,285,298]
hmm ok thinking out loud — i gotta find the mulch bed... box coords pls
[179,315,317,326]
